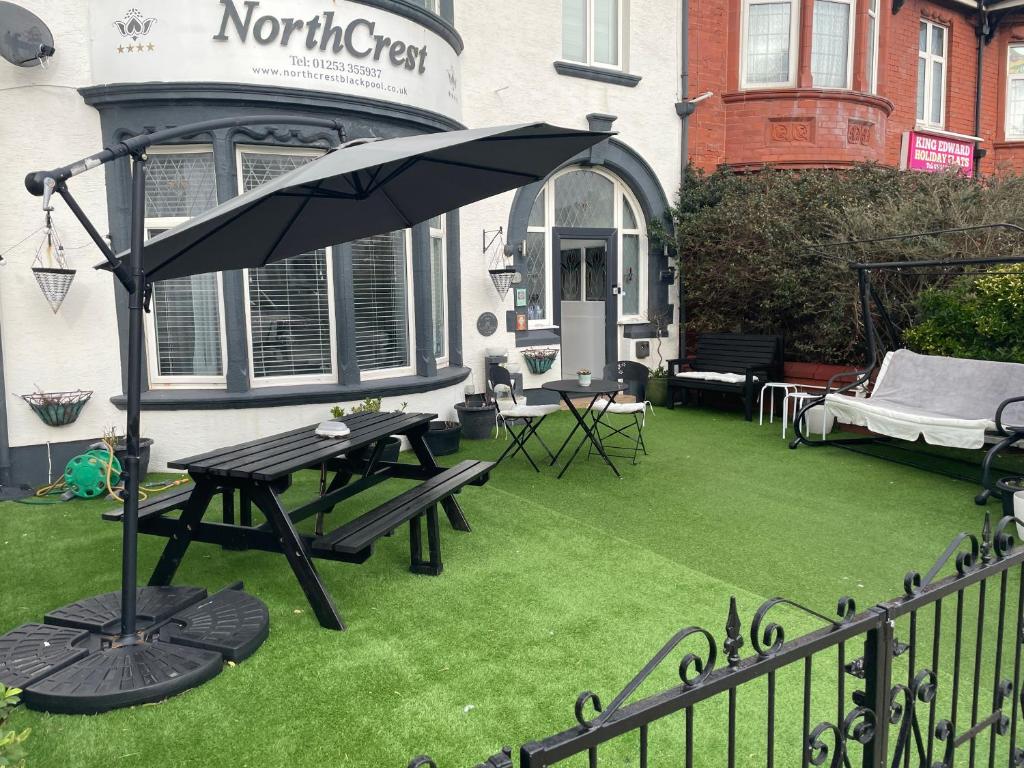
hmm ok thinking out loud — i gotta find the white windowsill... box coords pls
[913,124,984,143]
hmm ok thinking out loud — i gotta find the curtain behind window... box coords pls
[352,231,411,371]
[810,0,850,88]
[746,2,792,84]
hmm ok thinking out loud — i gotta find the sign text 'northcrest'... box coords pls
[213,0,429,73]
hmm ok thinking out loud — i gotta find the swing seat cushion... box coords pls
[824,350,1024,450]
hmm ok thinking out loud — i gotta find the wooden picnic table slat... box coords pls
[237,413,433,481]
[169,411,382,471]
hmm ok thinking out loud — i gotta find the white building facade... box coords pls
[0,0,683,486]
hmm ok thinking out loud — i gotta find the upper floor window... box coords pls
[1008,44,1024,140]
[917,20,947,128]
[866,0,880,94]
[811,0,854,88]
[409,0,439,13]
[562,0,623,69]
[740,0,799,88]
[144,146,226,387]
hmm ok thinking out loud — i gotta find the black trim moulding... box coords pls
[553,61,642,88]
[110,367,471,411]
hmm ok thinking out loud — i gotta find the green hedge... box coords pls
[671,165,1024,364]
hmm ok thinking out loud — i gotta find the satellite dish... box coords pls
[0,1,55,68]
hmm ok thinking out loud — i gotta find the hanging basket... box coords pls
[522,348,559,374]
[488,267,517,300]
[20,389,93,427]
[32,266,76,314]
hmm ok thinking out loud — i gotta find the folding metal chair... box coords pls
[588,361,652,465]
[488,364,559,472]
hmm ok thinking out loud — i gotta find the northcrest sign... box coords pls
[89,0,463,122]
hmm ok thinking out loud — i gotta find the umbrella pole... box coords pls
[119,153,147,641]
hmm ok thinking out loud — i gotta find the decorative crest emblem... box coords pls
[113,8,156,41]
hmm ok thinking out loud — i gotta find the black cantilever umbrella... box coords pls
[132,122,608,281]
[1,119,608,715]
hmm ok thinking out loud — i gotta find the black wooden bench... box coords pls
[311,459,492,576]
[668,333,783,420]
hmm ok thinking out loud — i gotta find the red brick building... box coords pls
[686,0,1024,174]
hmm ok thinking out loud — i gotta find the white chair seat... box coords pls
[500,403,560,419]
[591,398,648,415]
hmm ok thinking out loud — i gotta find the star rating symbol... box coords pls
[117,45,124,53]
[147,43,155,51]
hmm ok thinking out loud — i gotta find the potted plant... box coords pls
[577,368,592,386]
[455,392,496,440]
[423,419,461,456]
[330,397,401,461]
[645,310,672,406]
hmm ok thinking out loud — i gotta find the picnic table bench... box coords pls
[104,411,492,630]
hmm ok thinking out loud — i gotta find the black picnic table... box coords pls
[108,411,492,630]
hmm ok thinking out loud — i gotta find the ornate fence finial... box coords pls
[725,596,744,667]
[982,512,993,564]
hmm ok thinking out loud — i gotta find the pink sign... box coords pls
[901,131,974,175]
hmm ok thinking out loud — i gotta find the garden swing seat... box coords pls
[824,350,1024,450]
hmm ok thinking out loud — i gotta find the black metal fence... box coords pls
[410,514,1024,768]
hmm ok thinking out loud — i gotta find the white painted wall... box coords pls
[455,0,683,392]
[0,0,681,475]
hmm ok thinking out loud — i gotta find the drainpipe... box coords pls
[974,0,988,177]
[675,0,690,360]
[0,298,12,492]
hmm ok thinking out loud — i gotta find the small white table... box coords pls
[759,383,830,439]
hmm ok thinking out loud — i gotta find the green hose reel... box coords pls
[64,449,122,499]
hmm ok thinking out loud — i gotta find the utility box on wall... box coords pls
[636,341,650,359]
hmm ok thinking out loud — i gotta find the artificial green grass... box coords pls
[0,406,1007,767]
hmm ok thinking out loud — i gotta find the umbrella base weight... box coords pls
[0,583,268,714]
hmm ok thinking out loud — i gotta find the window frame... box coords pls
[866,0,880,94]
[143,144,228,388]
[739,0,801,90]
[810,0,856,90]
[526,166,648,329]
[354,229,418,381]
[561,0,626,72]
[917,19,948,130]
[236,144,338,388]
[1007,43,1024,141]
[429,216,449,365]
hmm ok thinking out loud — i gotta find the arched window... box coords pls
[525,167,647,326]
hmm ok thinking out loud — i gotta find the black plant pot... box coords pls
[424,421,461,456]
[114,438,154,481]
[455,402,496,440]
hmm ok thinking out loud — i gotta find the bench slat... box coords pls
[102,484,196,521]
[313,460,492,555]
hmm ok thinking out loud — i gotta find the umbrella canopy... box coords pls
[124,122,609,282]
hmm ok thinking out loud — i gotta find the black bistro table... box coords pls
[542,378,626,479]
[110,411,492,630]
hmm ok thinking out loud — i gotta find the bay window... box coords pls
[917,20,947,128]
[144,146,226,385]
[741,0,799,88]
[1008,44,1024,140]
[562,0,623,69]
[238,147,336,384]
[811,0,854,88]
